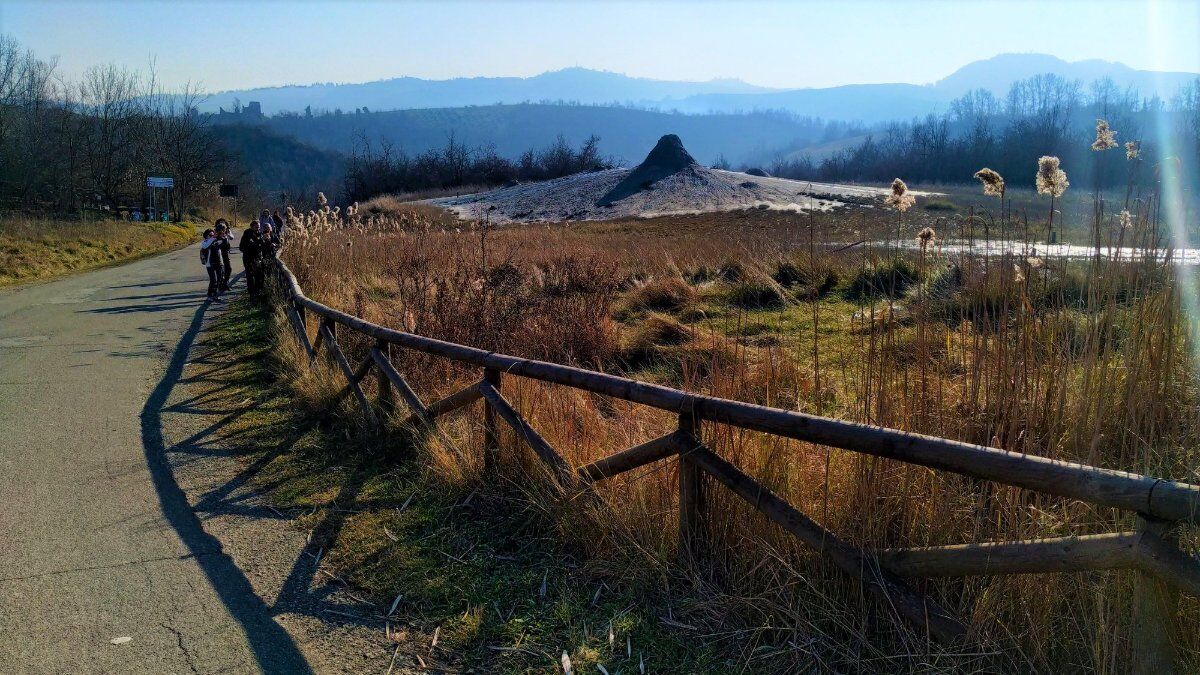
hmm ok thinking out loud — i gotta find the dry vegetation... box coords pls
[261,149,1200,672]
[0,215,196,286]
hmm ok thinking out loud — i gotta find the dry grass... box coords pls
[356,194,461,227]
[365,184,494,203]
[0,214,196,286]
[268,191,1199,671]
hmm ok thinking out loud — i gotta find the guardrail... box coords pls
[272,258,1198,668]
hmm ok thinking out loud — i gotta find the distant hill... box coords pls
[670,54,1199,120]
[778,133,873,163]
[931,53,1199,98]
[200,67,775,116]
[204,55,1198,124]
[673,83,947,123]
[248,104,844,166]
[209,124,346,196]
[201,53,1200,197]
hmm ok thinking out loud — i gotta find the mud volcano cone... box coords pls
[599,134,699,205]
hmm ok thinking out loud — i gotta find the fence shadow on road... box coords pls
[172,333,392,631]
[138,282,316,675]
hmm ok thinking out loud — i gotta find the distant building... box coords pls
[215,100,265,122]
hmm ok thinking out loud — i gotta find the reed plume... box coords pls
[1119,209,1133,231]
[1036,156,1069,198]
[974,168,1005,198]
[916,226,936,249]
[886,178,915,212]
[1092,119,1118,151]
[1037,156,1068,243]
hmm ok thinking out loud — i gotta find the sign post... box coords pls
[219,182,240,228]
[146,175,175,222]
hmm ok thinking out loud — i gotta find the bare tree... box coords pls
[145,79,231,219]
[77,64,145,208]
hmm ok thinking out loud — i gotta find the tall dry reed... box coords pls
[271,160,1198,671]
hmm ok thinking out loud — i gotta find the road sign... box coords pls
[219,184,239,198]
[147,176,174,188]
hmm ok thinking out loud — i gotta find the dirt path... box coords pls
[0,245,390,673]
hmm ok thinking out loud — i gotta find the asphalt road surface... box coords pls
[0,245,313,674]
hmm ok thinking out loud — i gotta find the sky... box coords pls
[3,0,1199,93]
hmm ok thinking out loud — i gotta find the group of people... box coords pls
[199,209,286,302]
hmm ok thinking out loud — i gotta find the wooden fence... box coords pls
[272,258,1199,670]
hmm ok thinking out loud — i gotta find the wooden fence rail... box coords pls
[272,258,1199,669]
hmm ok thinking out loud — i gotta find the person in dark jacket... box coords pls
[214,219,234,291]
[239,220,264,297]
[259,223,279,262]
[272,209,287,245]
[254,223,279,299]
[259,209,279,247]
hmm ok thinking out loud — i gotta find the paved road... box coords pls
[0,246,312,673]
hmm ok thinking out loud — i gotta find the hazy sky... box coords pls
[4,0,1199,92]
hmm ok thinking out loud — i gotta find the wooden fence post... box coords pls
[483,368,501,469]
[1132,514,1180,675]
[295,301,307,334]
[376,339,394,413]
[678,408,705,563]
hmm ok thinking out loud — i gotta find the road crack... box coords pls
[161,622,201,674]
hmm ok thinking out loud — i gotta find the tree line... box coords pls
[342,132,611,203]
[0,32,618,217]
[0,35,236,218]
[770,74,1200,191]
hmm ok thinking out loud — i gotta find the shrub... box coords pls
[619,313,692,366]
[923,199,956,211]
[921,263,964,302]
[619,275,695,315]
[1035,266,1088,310]
[486,261,524,289]
[670,337,740,380]
[845,258,919,301]
[794,268,838,301]
[771,261,805,287]
[773,259,838,300]
[1040,310,1129,358]
[929,280,1016,328]
[717,260,746,282]
[684,265,716,284]
[727,279,786,309]
[677,306,708,323]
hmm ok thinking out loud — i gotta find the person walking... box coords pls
[239,220,264,297]
[260,209,281,248]
[214,219,234,292]
[200,228,224,302]
[251,222,279,300]
[272,208,287,245]
[259,223,279,265]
